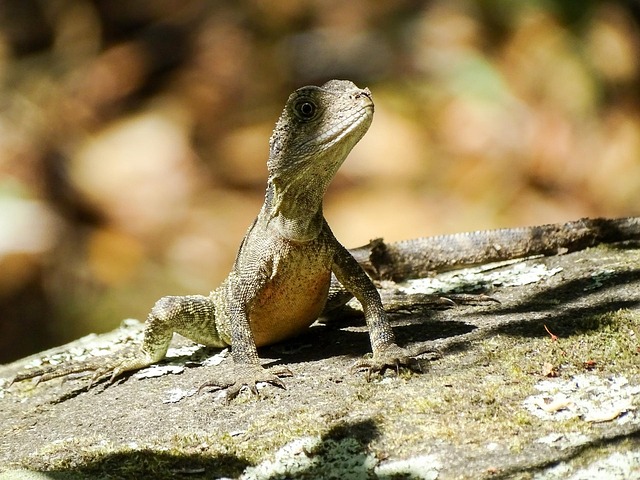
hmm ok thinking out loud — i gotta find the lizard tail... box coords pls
[350,217,640,281]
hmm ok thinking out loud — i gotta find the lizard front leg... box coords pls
[199,281,289,399]
[103,294,221,380]
[332,243,419,376]
[11,295,217,387]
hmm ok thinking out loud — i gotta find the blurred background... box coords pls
[1,0,640,362]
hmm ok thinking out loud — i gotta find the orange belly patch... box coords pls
[248,269,331,347]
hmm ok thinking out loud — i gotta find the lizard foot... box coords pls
[9,348,152,390]
[9,362,113,388]
[198,364,292,400]
[351,344,422,381]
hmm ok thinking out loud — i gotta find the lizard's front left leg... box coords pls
[332,244,420,376]
[199,285,289,399]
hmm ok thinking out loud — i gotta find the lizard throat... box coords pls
[265,177,328,242]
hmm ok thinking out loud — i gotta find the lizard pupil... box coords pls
[296,101,316,119]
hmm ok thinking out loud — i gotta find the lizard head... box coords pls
[267,79,374,185]
[264,80,374,241]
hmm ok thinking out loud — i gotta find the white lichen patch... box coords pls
[240,436,375,480]
[533,450,640,480]
[165,344,203,358]
[201,348,229,367]
[523,375,640,423]
[374,454,441,479]
[134,364,185,379]
[134,347,228,384]
[238,436,442,480]
[163,387,198,403]
[398,259,563,296]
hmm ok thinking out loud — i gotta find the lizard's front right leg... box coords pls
[104,294,222,381]
[10,295,216,387]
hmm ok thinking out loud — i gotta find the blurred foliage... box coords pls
[1,0,639,361]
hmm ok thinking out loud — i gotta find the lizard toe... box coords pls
[199,364,289,400]
[351,344,423,380]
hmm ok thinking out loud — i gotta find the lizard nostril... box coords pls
[354,89,372,101]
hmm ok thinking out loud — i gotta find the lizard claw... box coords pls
[351,344,422,381]
[9,365,84,387]
[8,347,150,391]
[199,364,292,400]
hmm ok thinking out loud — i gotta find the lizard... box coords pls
[9,77,640,396]
[10,79,416,398]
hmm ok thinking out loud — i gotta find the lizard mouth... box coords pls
[310,103,374,150]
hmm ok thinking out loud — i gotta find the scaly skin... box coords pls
[11,80,415,398]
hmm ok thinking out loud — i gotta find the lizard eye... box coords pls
[294,100,317,120]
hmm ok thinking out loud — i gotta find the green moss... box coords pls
[538,309,639,376]
[363,308,639,458]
